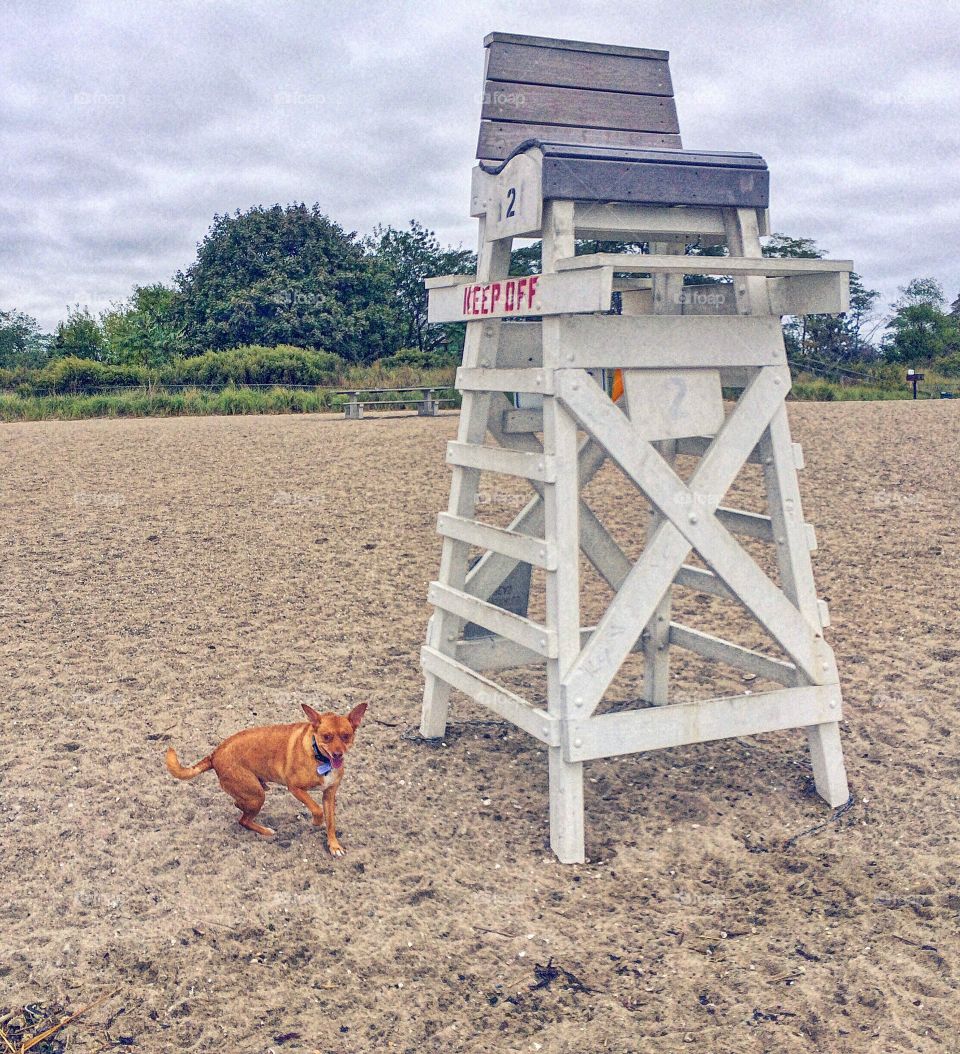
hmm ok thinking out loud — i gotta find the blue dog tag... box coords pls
[316,759,332,776]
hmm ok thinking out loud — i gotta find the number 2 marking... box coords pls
[505,187,516,218]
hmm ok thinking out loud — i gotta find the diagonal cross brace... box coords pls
[555,366,830,715]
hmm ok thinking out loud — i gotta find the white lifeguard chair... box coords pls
[420,32,851,863]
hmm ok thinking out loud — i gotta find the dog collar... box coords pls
[312,736,332,776]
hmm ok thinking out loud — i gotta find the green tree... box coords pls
[0,308,52,368]
[881,279,960,364]
[369,220,475,353]
[175,204,396,362]
[53,306,105,361]
[101,283,185,366]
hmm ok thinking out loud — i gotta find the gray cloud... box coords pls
[2,0,958,331]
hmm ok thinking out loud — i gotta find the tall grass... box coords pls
[0,383,460,423]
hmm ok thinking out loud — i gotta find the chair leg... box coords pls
[807,721,850,806]
[549,747,585,863]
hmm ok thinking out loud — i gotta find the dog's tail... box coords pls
[165,747,214,781]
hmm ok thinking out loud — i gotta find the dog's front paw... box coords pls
[327,840,346,858]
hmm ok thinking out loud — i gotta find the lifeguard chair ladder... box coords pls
[420,32,851,863]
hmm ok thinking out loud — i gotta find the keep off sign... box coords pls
[427,267,612,323]
[462,275,540,317]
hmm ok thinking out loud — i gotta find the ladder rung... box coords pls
[437,513,557,570]
[457,367,552,394]
[427,581,557,658]
[674,564,735,600]
[446,441,556,482]
[668,621,796,685]
[501,408,544,434]
[715,506,773,541]
[420,645,559,745]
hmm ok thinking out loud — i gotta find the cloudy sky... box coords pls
[3,0,959,332]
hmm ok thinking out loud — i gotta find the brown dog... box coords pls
[166,703,367,856]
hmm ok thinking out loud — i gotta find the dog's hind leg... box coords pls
[218,769,274,837]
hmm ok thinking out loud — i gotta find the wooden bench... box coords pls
[336,387,449,419]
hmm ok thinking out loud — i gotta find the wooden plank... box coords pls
[556,253,853,277]
[478,121,681,162]
[446,441,556,482]
[427,582,558,658]
[715,506,774,541]
[555,315,787,369]
[437,512,557,570]
[501,407,544,433]
[564,685,841,762]
[768,272,850,316]
[542,157,768,208]
[621,367,725,440]
[428,268,612,323]
[668,622,796,685]
[673,563,735,601]
[541,200,586,864]
[487,39,674,95]
[481,80,680,133]
[574,202,726,241]
[421,646,559,746]
[455,634,541,672]
[494,322,542,368]
[675,435,763,464]
[457,367,552,394]
[484,31,670,62]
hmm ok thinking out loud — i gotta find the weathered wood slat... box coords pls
[457,367,552,394]
[446,441,557,482]
[494,322,542,368]
[768,272,850,316]
[668,622,796,684]
[484,31,669,61]
[563,685,840,762]
[673,563,736,600]
[437,512,557,570]
[557,253,853,277]
[421,645,558,745]
[454,634,541,672]
[542,157,768,208]
[573,202,730,240]
[428,268,612,323]
[715,506,774,541]
[478,121,681,162]
[481,81,680,133]
[487,40,674,95]
[427,582,558,658]
[555,315,786,369]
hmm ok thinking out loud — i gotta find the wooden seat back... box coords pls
[478,32,682,163]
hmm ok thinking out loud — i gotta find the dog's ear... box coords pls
[347,703,368,730]
[302,703,323,725]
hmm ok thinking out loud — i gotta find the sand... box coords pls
[1,400,958,1053]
